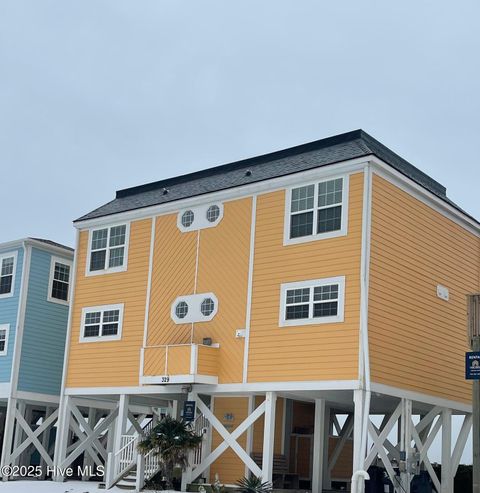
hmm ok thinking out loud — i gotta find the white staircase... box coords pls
[106,414,209,491]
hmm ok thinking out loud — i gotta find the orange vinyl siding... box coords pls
[143,346,167,376]
[369,174,480,403]
[247,172,364,382]
[147,198,252,384]
[209,397,249,484]
[197,345,219,377]
[66,219,151,387]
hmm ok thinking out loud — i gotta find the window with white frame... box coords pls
[0,253,16,298]
[280,276,345,326]
[48,257,72,304]
[88,224,129,274]
[80,304,124,342]
[287,177,346,241]
[0,324,9,355]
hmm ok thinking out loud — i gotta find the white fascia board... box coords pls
[65,379,361,396]
[0,238,74,259]
[74,158,369,229]
[75,155,480,239]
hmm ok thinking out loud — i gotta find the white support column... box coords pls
[12,401,26,467]
[245,396,255,478]
[441,408,452,493]
[312,398,326,493]
[181,392,197,491]
[323,405,332,490]
[1,397,17,479]
[40,407,54,478]
[352,389,368,493]
[262,392,277,484]
[113,394,129,454]
[53,395,70,481]
[82,408,97,481]
[400,399,412,493]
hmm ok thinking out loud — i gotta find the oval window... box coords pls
[201,297,215,316]
[175,301,189,319]
[181,210,195,227]
[206,205,220,223]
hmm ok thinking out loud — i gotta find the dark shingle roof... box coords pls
[75,129,470,223]
[30,238,74,252]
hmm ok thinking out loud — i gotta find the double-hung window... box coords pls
[286,176,347,243]
[280,276,345,326]
[80,304,124,342]
[87,224,129,274]
[0,324,9,355]
[48,256,72,305]
[0,252,17,299]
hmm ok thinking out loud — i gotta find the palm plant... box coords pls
[236,476,272,493]
[137,415,203,490]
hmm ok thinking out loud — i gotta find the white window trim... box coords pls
[79,303,124,343]
[171,293,219,324]
[283,174,349,246]
[0,324,10,356]
[279,276,345,327]
[47,255,73,306]
[0,251,18,300]
[177,203,224,233]
[85,222,130,276]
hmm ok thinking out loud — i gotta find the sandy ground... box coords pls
[0,480,128,493]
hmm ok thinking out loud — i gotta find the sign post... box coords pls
[467,294,480,493]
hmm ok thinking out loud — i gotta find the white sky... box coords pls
[0,0,478,466]
[1,1,479,246]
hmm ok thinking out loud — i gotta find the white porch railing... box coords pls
[192,413,209,466]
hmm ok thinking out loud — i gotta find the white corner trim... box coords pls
[0,382,11,398]
[85,221,131,277]
[141,218,156,363]
[242,195,257,384]
[0,250,18,300]
[9,243,31,395]
[358,164,372,392]
[0,324,10,357]
[47,255,73,306]
[283,173,350,246]
[279,276,345,327]
[79,303,124,343]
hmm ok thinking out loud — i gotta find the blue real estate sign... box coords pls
[183,400,196,422]
[466,352,480,379]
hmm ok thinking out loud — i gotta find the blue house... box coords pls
[0,238,73,474]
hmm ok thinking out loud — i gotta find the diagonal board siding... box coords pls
[18,247,70,395]
[247,172,364,382]
[147,214,197,346]
[66,219,151,388]
[0,246,23,383]
[147,198,252,384]
[369,174,480,404]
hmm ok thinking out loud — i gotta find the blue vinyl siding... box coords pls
[0,246,24,383]
[17,247,69,395]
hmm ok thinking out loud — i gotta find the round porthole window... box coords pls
[181,210,195,227]
[201,297,215,316]
[206,205,220,223]
[175,301,189,319]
